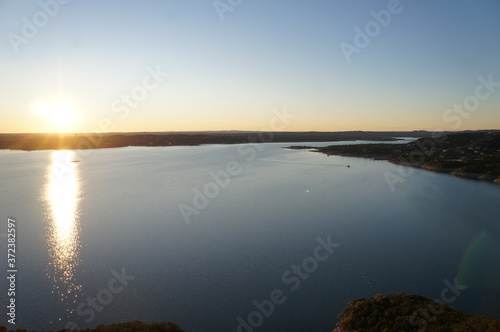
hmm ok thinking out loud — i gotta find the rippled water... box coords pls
[0,142,499,331]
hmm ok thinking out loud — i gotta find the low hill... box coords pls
[0,321,185,332]
[332,292,500,332]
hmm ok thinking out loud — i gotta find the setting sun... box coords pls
[31,100,77,132]
[50,103,76,128]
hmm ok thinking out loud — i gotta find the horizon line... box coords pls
[1,129,500,135]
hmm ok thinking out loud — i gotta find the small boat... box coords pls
[347,165,351,168]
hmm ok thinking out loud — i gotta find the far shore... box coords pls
[0,131,434,151]
[286,131,500,185]
[2,131,498,185]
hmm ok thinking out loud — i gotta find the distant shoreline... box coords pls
[0,131,436,151]
[287,131,500,185]
[2,131,499,186]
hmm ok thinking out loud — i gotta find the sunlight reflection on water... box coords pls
[44,151,82,315]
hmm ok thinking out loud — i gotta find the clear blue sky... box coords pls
[1,0,499,133]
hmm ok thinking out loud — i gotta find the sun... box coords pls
[31,100,78,132]
[50,102,75,127]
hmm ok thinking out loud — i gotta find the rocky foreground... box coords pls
[332,292,500,332]
[0,321,185,332]
[2,293,500,331]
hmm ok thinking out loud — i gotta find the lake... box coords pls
[0,141,499,331]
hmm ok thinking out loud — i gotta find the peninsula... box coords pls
[290,131,500,184]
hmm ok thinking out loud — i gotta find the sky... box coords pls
[0,0,499,133]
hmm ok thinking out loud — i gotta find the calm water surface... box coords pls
[0,142,499,331]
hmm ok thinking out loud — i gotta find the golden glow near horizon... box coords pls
[2,2,500,133]
[44,150,82,310]
[31,100,78,133]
